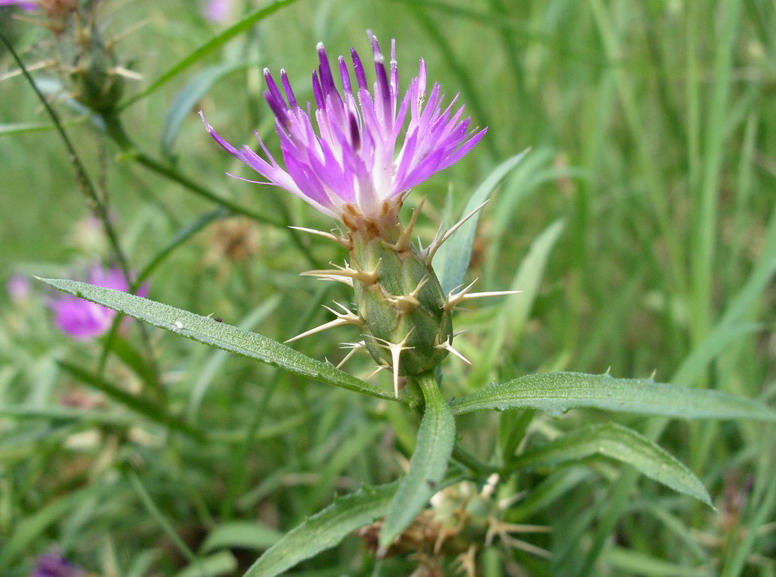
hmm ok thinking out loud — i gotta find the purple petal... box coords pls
[201,33,486,223]
[0,0,37,10]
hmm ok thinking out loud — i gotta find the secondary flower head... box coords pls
[30,551,84,577]
[202,33,486,230]
[0,0,37,9]
[202,0,231,22]
[6,274,31,302]
[48,266,146,340]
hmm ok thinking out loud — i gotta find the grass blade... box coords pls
[119,0,301,109]
[59,360,202,440]
[435,150,528,294]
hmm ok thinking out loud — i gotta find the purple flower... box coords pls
[7,274,31,302]
[0,0,37,10]
[30,551,83,577]
[201,33,486,226]
[202,0,231,22]
[48,266,147,340]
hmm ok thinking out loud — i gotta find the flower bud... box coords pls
[69,35,124,113]
[350,222,452,377]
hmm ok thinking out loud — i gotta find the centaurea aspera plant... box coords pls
[30,18,776,576]
[202,33,509,395]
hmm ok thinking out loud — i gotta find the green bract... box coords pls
[351,228,452,378]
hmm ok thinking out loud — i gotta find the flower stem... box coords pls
[101,113,322,267]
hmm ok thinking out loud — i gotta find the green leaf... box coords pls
[507,469,593,521]
[107,336,163,390]
[201,522,282,553]
[435,150,529,294]
[450,371,776,422]
[135,208,229,288]
[39,279,409,404]
[119,0,301,109]
[173,552,237,577]
[243,483,397,577]
[59,361,203,441]
[512,423,712,506]
[0,485,105,568]
[379,372,456,549]
[470,218,565,384]
[604,546,708,576]
[0,118,86,135]
[188,297,281,419]
[0,406,135,427]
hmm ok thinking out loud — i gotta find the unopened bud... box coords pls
[70,41,124,112]
[350,224,453,379]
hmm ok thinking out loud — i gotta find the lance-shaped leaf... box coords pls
[39,278,413,404]
[59,361,203,441]
[119,0,301,109]
[511,423,712,506]
[243,483,396,577]
[435,150,529,295]
[379,373,456,549]
[450,372,776,422]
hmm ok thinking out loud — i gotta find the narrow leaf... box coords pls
[173,552,237,577]
[107,336,163,390]
[0,485,104,567]
[605,546,708,576]
[243,483,397,577]
[379,373,456,549]
[135,208,228,287]
[470,218,565,383]
[202,522,283,553]
[435,150,529,294]
[59,361,203,441]
[120,0,300,109]
[0,406,135,426]
[39,279,409,403]
[188,297,281,419]
[512,423,712,505]
[450,372,776,422]
[0,118,86,135]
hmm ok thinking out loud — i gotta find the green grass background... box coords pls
[1,0,774,575]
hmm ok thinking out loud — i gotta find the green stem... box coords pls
[0,29,160,386]
[101,113,322,268]
[0,30,129,279]
[453,444,498,475]
[101,114,280,227]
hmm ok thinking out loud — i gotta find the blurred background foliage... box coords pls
[1,0,774,575]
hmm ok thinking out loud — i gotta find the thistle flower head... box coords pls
[30,551,84,577]
[202,33,485,231]
[0,0,37,10]
[202,0,232,22]
[6,274,31,302]
[48,266,146,340]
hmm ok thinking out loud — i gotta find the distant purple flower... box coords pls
[7,274,31,302]
[202,0,231,22]
[48,266,147,340]
[0,0,37,10]
[201,33,486,225]
[30,551,83,577]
